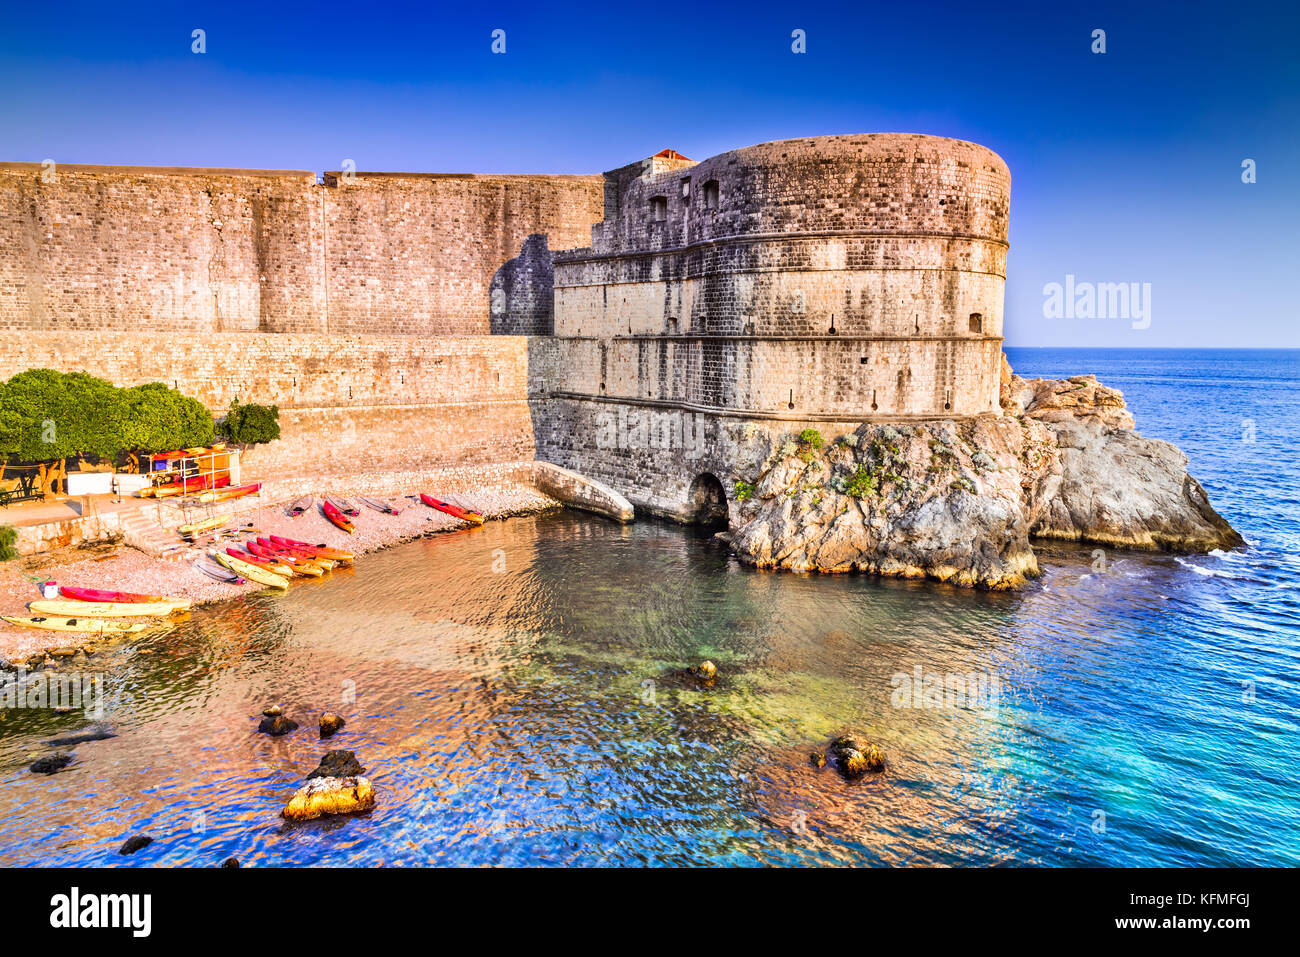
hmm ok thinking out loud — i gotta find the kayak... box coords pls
[194,560,244,584]
[150,474,232,499]
[58,585,191,609]
[246,540,324,576]
[29,599,184,618]
[420,493,485,525]
[225,547,294,577]
[327,496,360,517]
[214,551,289,590]
[198,482,262,503]
[360,496,400,515]
[2,616,150,635]
[322,500,354,534]
[269,536,354,562]
[179,514,230,536]
[256,537,335,570]
[287,495,312,517]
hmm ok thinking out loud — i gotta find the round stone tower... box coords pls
[552,133,1010,418]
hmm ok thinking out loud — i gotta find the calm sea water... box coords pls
[0,349,1296,867]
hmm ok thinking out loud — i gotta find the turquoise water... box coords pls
[0,349,1296,866]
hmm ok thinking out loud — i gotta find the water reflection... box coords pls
[0,511,1295,866]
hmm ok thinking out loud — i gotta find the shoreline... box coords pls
[0,478,562,665]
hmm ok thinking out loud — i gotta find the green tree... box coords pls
[119,383,214,453]
[219,400,280,446]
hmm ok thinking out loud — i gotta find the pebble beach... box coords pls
[0,481,560,664]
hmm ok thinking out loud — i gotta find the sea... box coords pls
[0,348,1295,866]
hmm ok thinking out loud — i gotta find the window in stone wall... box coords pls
[703,180,720,210]
[649,196,668,222]
[969,313,983,333]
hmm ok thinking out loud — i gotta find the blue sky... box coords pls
[1,0,1296,347]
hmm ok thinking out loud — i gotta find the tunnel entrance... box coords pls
[687,473,729,525]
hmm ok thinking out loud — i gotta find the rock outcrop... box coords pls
[282,776,375,822]
[727,356,1240,587]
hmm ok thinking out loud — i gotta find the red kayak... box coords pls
[269,536,354,561]
[419,493,485,525]
[322,500,355,534]
[225,547,290,574]
[58,585,182,604]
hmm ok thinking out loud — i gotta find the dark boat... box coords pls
[287,495,312,517]
[193,560,245,584]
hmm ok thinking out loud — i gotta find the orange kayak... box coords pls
[225,547,293,577]
[269,536,354,562]
[322,500,354,534]
[419,493,484,525]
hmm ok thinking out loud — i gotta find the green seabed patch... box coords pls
[508,632,872,747]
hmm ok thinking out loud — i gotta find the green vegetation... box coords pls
[797,428,824,449]
[218,400,281,446]
[796,428,825,463]
[0,370,219,494]
[0,524,16,561]
[119,382,214,453]
[734,479,754,502]
[845,464,878,498]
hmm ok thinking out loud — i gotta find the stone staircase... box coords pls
[118,508,193,562]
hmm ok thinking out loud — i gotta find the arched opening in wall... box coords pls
[968,313,983,333]
[649,196,668,222]
[703,180,720,210]
[687,473,729,525]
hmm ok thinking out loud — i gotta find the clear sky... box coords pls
[1,0,1296,347]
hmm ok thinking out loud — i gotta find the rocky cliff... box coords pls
[727,355,1242,588]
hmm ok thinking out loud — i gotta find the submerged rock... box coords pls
[809,751,826,770]
[726,359,1240,588]
[29,752,73,774]
[282,776,375,822]
[220,857,241,868]
[319,712,346,738]
[690,660,718,685]
[257,714,299,736]
[307,749,365,780]
[118,833,153,855]
[44,726,116,747]
[827,734,886,779]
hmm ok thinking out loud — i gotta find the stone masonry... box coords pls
[536,134,1013,518]
[0,135,1013,518]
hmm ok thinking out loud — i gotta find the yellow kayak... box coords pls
[29,599,185,618]
[2,615,150,635]
[214,551,289,590]
[179,514,230,536]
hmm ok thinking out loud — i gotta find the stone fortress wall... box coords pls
[0,163,603,335]
[0,163,603,475]
[0,134,1012,516]
[536,134,1012,518]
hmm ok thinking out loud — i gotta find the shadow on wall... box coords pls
[490,234,555,335]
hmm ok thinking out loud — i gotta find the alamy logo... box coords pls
[50,887,151,937]
[595,407,705,459]
[1042,274,1151,329]
[890,666,1000,712]
[1,668,103,718]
